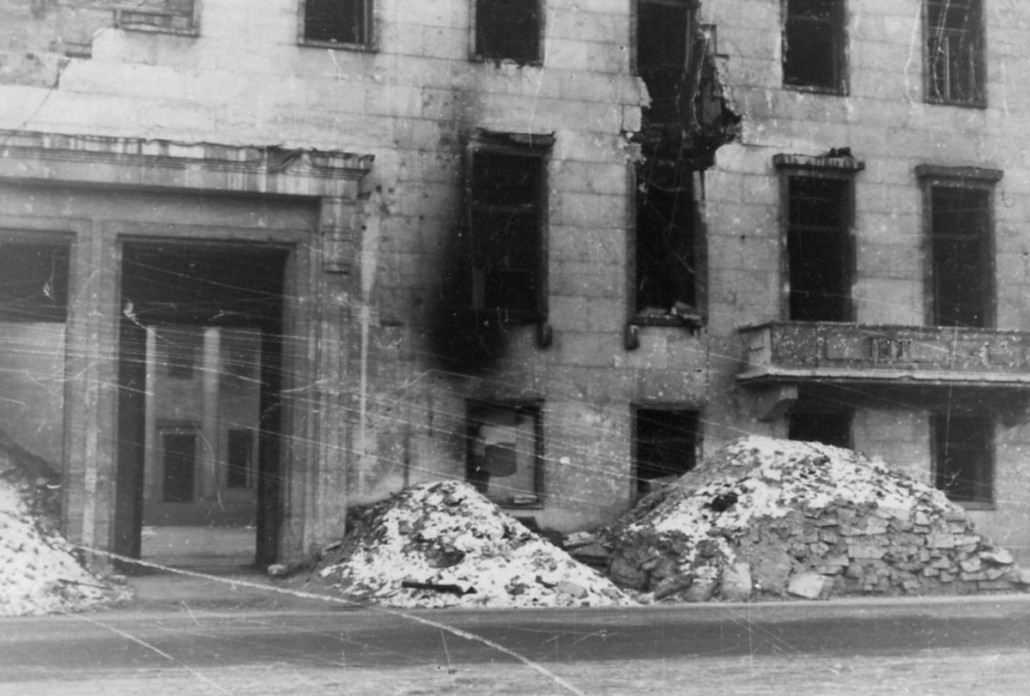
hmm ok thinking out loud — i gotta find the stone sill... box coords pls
[298,39,374,53]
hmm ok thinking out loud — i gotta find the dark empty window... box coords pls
[783,0,846,93]
[933,412,992,504]
[926,0,983,106]
[929,185,991,327]
[637,0,691,124]
[787,176,851,322]
[162,431,197,503]
[467,142,548,320]
[475,0,540,64]
[634,408,699,494]
[304,0,370,46]
[635,169,698,317]
[0,242,70,322]
[227,429,254,489]
[788,409,851,448]
[466,403,542,506]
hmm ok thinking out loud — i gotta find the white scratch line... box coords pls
[77,548,590,696]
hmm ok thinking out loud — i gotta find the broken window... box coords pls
[466,402,542,506]
[932,412,992,504]
[928,185,992,327]
[637,0,691,125]
[633,408,699,495]
[160,428,198,503]
[787,390,852,448]
[782,0,847,93]
[474,0,541,64]
[466,136,550,321]
[226,429,255,489]
[303,0,371,46]
[0,238,71,473]
[787,175,852,322]
[635,167,699,319]
[925,0,984,106]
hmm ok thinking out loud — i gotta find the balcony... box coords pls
[738,322,1030,389]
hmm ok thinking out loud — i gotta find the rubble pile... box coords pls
[1,439,127,616]
[604,436,1030,602]
[312,480,633,608]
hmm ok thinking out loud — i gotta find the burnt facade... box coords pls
[1,0,1029,568]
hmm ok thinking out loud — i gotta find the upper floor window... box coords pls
[115,0,200,35]
[302,0,371,47]
[636,0,692,125]
[925,0,984,106]
[475,0,541,64]
[782,0,847,94]
[466,132,552,322]
[918,165,1001,328]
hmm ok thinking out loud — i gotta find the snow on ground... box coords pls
[0,475,127,616]
[604,436,1027,601]
[313,481,633,608]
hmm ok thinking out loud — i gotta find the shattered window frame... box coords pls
[917,166,1001,329]
[465,132,552,323]
[634,0,694,125]
[782,0,848,95]
[465,400,544,508]
[473,0,543,65]
[632,406,700,496]
[924,0,985,107]
[115,0,202,37]
[783,172,855,323]
[299,0,373,49]
[932,411,994,506]
[631,164,705,326]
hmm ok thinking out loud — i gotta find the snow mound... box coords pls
[314,481,634,608]
[604,436,1028,601]
[0,474,127,616]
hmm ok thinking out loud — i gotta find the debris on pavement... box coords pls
[603,436,1029,602]
[310,480,634,608]
[1,436,129,616]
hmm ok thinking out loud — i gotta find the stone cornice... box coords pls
[0,130,374,198]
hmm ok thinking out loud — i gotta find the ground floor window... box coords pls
[159,427,198,503]
[932,412,993,504]
[633,408,699,494]
[466,401,542,506]
[788,409,852,449]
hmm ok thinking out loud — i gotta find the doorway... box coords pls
[115,241,288,571]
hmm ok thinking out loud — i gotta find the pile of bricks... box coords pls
[603,437,1030,602]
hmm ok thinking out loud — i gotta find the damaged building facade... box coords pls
[1,0,1029,569]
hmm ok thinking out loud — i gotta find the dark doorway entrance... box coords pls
[115,241,288,571]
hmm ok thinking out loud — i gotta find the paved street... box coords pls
[1,572,1029,695]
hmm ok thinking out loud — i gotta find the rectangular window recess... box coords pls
[466,401,543,507]
[301,0,373,48]
[933,412,993,505]
[925,0,985,107]
[782,0,847,94]
[474,0,542,65]
[633,407,700,496]
[115,1,199,36]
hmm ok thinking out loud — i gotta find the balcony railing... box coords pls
[738,322,1030,388]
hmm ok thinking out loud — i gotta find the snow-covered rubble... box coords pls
[1,443,128,616]
[604,436,1030,602]
[312,481,633,608]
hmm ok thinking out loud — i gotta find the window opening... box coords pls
[634,408,699,495]
[227,429,255,489]
[303,0,370,46]
[637,0,691,125]
[635,168,698,318]
[929,185,991,327]
[788,409,851,448]
[933,412,992,504]
[783,0,847,93]
[475,0,540,64]
[926,0,984,106]
[161,429,197,503]
[0,238,71,475]
[466,402,542,506]
[467,141,548,321]
[787,175,851,321]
